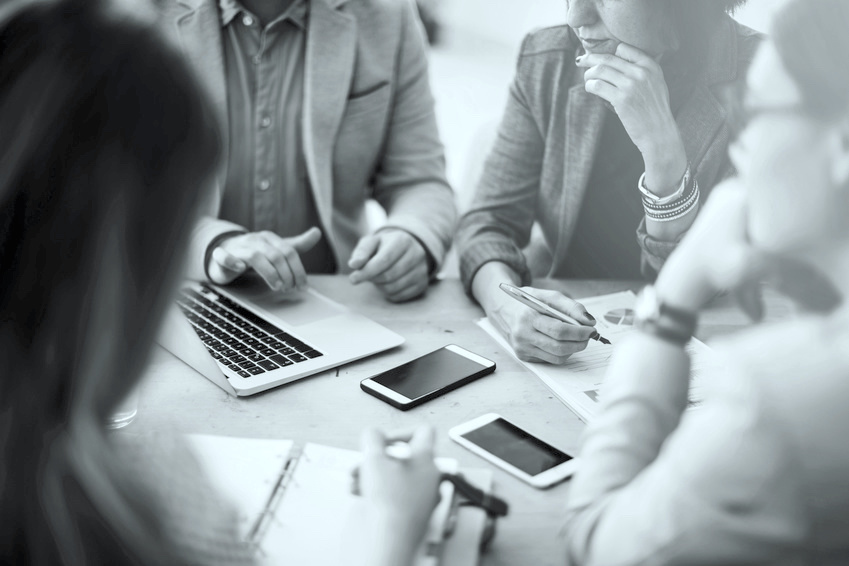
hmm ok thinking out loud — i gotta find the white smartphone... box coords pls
[360,345,496,411]
[449,413,578,488]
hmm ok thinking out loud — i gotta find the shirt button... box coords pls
[260,116,272,128]
[259,179,271,191]
[242,15,253,26]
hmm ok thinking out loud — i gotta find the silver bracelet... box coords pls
[644,183,700,222]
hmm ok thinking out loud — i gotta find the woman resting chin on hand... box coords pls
[457,0,760,365]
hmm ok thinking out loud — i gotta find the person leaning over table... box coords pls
[455,0,760,365]
[157,0,457,303]
[0,2,441,565]
[368,0,849,562]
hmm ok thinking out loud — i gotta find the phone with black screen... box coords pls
[449,413,577,488]
[359,345,495,410]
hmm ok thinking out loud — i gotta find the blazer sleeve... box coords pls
[562,335,807,565]
[455,40,545,296]
[183,182,247,282]
[370,0,457,270]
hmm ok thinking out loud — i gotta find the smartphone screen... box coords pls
[461,417,573,476]
[371,347,490,401]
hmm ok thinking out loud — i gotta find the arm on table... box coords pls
[563,332,806,565]
[369,0,456,271]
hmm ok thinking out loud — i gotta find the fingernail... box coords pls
[234,261,245,271]
[583,311,596,322]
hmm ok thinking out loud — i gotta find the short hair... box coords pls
[0,0,219,563]
[773,0,849,118]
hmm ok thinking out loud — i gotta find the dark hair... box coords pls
[773,0,849,119]
[0,0,219,563]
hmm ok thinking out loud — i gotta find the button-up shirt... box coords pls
[218,0,335,273]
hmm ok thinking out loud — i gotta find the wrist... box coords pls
[642,137,688,197]
[472,262,522,313]
[654,264,712,314]
[365,509,425,565]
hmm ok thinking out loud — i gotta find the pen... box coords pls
[350,466,509,518]
[499,283,611,345]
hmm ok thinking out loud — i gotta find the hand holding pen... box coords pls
[489,283,610,366]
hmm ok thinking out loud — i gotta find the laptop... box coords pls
[157,281,404,396]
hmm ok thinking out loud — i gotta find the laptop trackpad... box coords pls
[226,280,345,327]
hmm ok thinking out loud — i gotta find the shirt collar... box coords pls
[218,0,307,30]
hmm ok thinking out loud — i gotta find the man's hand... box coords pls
[348,229,430,303]
[656,180,765,314]
[359,426,442,566]
[208,227,322,292]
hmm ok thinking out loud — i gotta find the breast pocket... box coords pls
[334,83,391,203]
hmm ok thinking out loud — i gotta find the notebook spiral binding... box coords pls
[247,444,303,552]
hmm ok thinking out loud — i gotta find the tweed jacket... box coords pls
[456,17,761,292]
[160,0,457,279]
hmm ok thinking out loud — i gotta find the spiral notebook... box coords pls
[186,435,491,566]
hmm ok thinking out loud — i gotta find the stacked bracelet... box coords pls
[639,168,700,223]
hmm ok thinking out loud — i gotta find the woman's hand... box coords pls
[489,287,597,365]
[359,426,442,566]
[576,43,688,196]
[655,179,765,315]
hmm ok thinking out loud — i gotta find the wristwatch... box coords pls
[638,163,691,206]
[634,285,698,346]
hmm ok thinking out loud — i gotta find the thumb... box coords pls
[408,425,435,460]
[212,246,246,273]
[289,227,322,253]
[540,291,597,326]
[360,427,386,457]
[348,234,380,270]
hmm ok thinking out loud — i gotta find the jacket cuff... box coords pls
[187,217,249,282]
[635,217,685,275]
[460,240,532,298]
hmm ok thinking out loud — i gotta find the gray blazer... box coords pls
[456,17,761,292]
[159,0,457,279]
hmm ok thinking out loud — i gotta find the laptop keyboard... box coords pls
[177,285,323,379]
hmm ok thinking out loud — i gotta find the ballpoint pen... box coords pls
[499,283,611,345]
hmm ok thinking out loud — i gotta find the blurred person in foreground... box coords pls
[0,1,439,564]
[158,0,457,303]
[456,0,759,365]
[371,0,849,562]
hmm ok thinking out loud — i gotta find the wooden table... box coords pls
[133,276,792,566]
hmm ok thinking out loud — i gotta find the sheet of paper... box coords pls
[243,442,456,566]
[478,291,719,422]
[185,435,295,538]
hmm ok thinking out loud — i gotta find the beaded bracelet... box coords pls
[641,166,700,222]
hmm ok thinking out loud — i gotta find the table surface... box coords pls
[133,276,792,566]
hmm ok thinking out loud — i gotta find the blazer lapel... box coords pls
[174,0,229,161]
[303,0,356,244]
[549,84,606,276]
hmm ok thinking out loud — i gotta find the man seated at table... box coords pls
[161,0,457,303]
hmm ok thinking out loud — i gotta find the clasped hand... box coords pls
[348,229,430,303]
